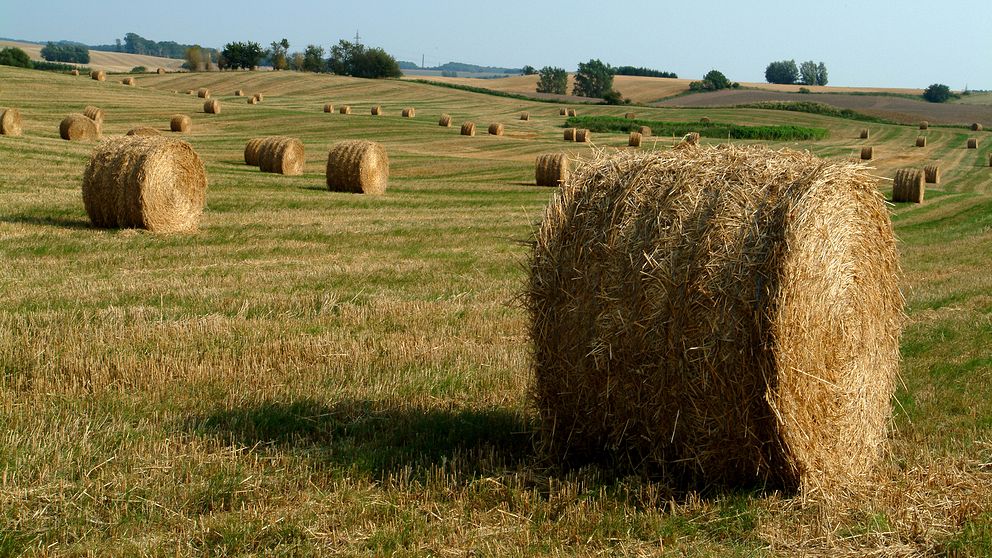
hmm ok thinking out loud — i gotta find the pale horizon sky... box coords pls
[3,0,990,89]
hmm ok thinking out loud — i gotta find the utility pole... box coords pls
[354,29,361,46]
[421,54,425,69]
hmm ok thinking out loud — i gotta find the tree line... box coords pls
[215,38,400,78]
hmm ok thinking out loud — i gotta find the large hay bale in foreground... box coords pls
[371,105,383,116]
[402,107,416,118]
[460,122,476,136]
[893,168,925,203]
[203,100,221,114]
[82,136,207,233]
[339,105,351,114]
[91,70,105,81]
[916,136,927,147]
[967,138,978,149]
[83,106,104,124]
[126,126,161,136]
[326,140,389,195]
[527,145,903,491]
[564,128,576,141]
[438,114,451,127]
[488,123,505,136]
[575,129,591,143]
[197,88,210,99]
[324,103,335,113]
[924,163,940,184]
[122,77,136,86]
[259,137,305,176]
[861,146,874,160]
[244,137,267,166]
[535,153,569,187]
[59,113,100,141]
[638,126,652,137]
[919,121,929,130]
[628,131,642,147]
[0,107,23,136]
[859,128,870,139]
[972,123,983,131]
[170,114,191,133]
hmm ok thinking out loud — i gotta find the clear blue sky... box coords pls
[3,0,990,89]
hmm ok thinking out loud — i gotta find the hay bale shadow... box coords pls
[0,214,92,230]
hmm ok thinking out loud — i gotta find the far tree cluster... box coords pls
[213,38,400,78]
[690,69,735,92]
[766,59,828,86]
[536,66,568,95]
[922,83,954,103]
[40,42,89,64]
[533,60,679,104]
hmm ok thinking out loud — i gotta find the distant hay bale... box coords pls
[892,168,925,203]
[170,114,191,133]
[564,128,576,141]
[339,105,352,114]
[859,128,870,139]
[438,114,451,127]
[638,126,652,136]
[682,132,701,146]
[258,136,305,176]
[919,121,929,130]
[126,126,161,136]
[83,106,104,124]
[535,153,569,187]
[488,123,505,136]
[324,103,335,113]
[82,136,207,233]
[967,138,978,149]
[254,93,264,102]
[70,69,79,76]
[157,68,166,75]
[915,136,927,147]
[923,163,940,184]
[628,131,642,147]
[244,137,267,166]
[197,88,210,99]
[567,108,577,117]
[575,129,591,143]
[988,153,992,167]
[528,145,902,491]
[401,107,416,118]
[187,89,195,95]
[91,70,106,81]
[861,146,874,160]
[559,108,567,116]
[203,100,221,114]
[971,123,983,131]
[460,122,476,136]
[122,77,136,86]
[326,140,389,195]
[0,107,23,136]
[59,113,100,141]
[247,96,258,105]
[235,90,245,97]
[625,112,636,119]
[371,105,383,116]
[700,116,711,124]
[520,112,530,121]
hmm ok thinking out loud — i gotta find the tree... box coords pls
[573,59,613,98]
[0,46,31,68]
[269,38,289,70]
[703,69,730,90]
[765,59,798,84]
[816,62,828,86]
[799,60,818,86]
[521,65,537,75]
[185,46,202,71]
[302,44,326,72]
[923,83,953,103]
[289,52,305,71]
[327,40,400,78]
[220,41,264,70]
[41,43,89,64]
[601,89,628,105]
[536,66,568,94]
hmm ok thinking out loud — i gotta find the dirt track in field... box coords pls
[654,89,992,126]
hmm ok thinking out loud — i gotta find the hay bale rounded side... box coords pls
[967,138,978,149]
[638,126,652,137]
[186,89,195,95]
[122,77,136,86]
[203,100,221,114]
[197,88,210,99]
[59,113,100,141]
[535,153,569,187]
[401,107,416,118]
[438,114,451,127]
[923,163,940,184]
[893,168,925,203]
[235,90,245,97]
[861,146,874,160]
[70,69,80,76]
[460,122,476,136]
[157,68,166,75]
[83,106,104,124]
[339,105,351,115]
[919,121,929,130]
[972,123,983,131]
[371,105,383,116]
[625,112,636,119]
[169,114,191,133]
[324,103,335,113]
[700,116,711,124]
[258,136,305,176]
[126,126,161,137]
[564,128,576,141]
[859,128,870,139]
[559,108,567,116]
[0,108,23,136]
[567,108,577,117]
[628,131,642,147]
[247,96,258,105]
[520,112,530,121]
[915,136,927,148]
[488,123,505,136]
[82,136,207,233]
[527,145,903,491]
[244,137,267,166]
[575,129,591,143]
[91,70,106,81]
[325,140,389,195]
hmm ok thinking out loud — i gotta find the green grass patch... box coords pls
[732,101,897,124]
[565,115,828,141]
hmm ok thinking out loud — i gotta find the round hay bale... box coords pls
[326,140,389,195]
[915,136,927,147]
[919,121,929,130]
[91,70,106,81]
[371,105,383,116]
[535,153,569,187]
[244,137,268,166]
[122,77,136,86]
[187,89,195,95]
[157,68,166,75]
[700,116,711,124]
[126,126,161,137]
[438,114,451,127]
[559,108,567,116]
[628,131,642,147]
[0,107,23,136]
[564,128,576,141]
[339,105,352,115]
[460,122,476,136]
[235,90,245,97]
[70,69,80,76]
[197,88,210,99]
[861,146,874,160]
[967,138,978,149]
[59,113,100,141]
[258,136,305,176]
[988,153,992,167]
[247,96,258,105]
[859,128,870,139]
[682,131,701,146]
[324,103,335,113]
[253,93,264,102]
[527,145,903,491]
[83,106,104,124]
[638,126,652,137]
[625,112,636,119]
[923,163,940,184]
[971,123,983,132]
[82,136,207,233]
[488,123,505,136]
[567,108,577,117]
[203,100,221,114]
[892,168,925,203]
[520,112,530,121]
[401,107,416,118]
[170,114,191,133]
[575,129,591,143]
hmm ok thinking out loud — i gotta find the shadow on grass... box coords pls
[191,398,534,480]
[0,214,92,230]
[298,185,328,192]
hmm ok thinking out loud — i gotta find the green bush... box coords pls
[31,60,87,73]
[536,66,567,95]
[40,42,89,64]
[923,83,954,103]
[564,115,828,141]
[130,66,147,73]
[0,46,32,68]
[732,101,895,124]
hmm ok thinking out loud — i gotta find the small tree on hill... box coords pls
[303,45,326,72]
[536,66,568,94]
[522,65,537,75]
[765,59,798,84]
[703,69,731,90]
[573,59,613,98]
[328,40,400,78]
[923,83,953,103]
[0,47,32,68]
[799,60,818,86]
[269,38,289,70]
[816,62,828,86]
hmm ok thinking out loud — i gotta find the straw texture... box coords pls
[893,168,925,203]
[520,112,530,121]
[575,129,591,143]
[924,163,940,184]
[126,126,161,137]
[324,103,334,113]
[535,153,569,187]
[402,107,416,118]
[122,77,136,86]
[244,137,267,166]
[59,113,100,141]
[339,105,351,114]
[438,114,451,127]
[197,88,210,99]
[861,146,873,160]
[0,108,23,136]
[638,126,652,137]
[488,123,505,136]
[967,138,978,149]
[203,100,221,114]
[919,121,929,130]
[972,123,983,132]
[860,128,870,139]
[460,122,476,136]
[564,128,576,141]
[326,140,389,195]
[91,70,105,81]
[258,136,305,175]
[371,105,383,116]
[169,115,191,133]
[628,131,642,147]
[916,136,927,147]
[83,106,104,124]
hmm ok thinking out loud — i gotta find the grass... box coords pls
[1,64,991,556]
[565,114,829,140]
[732,100,899,124]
